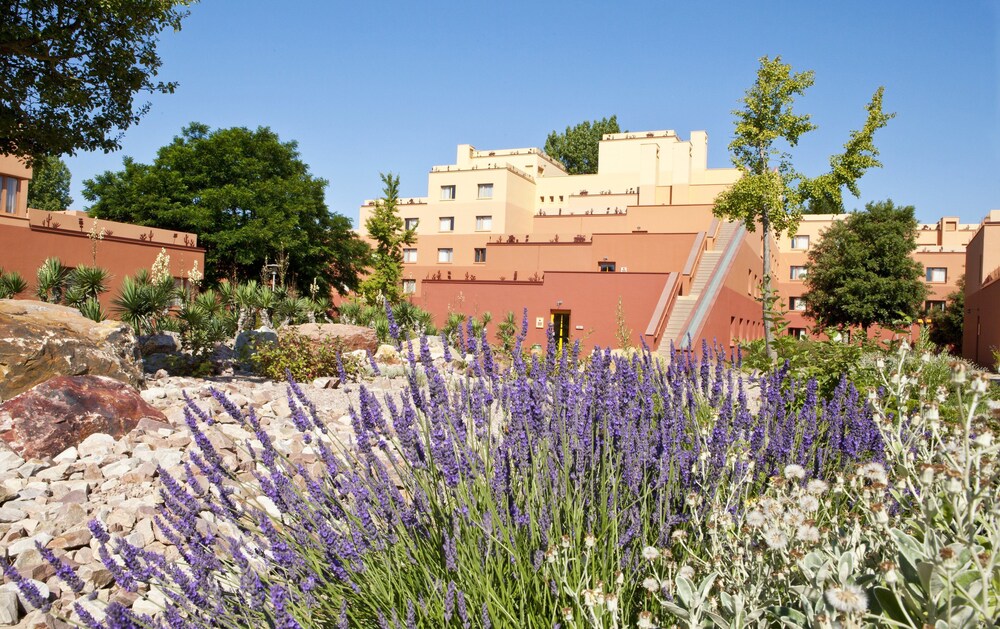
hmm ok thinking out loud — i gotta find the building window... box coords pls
[924,300,946,312]
[3,177,19,214]
[439,217,454,232]
[474,248,487,263]
[790,266,807,280]
[403,248,417,263]
[440,185,456,200]
[926,267,947,283]
[788,296,807,311]
[788,328,807,339]
[403,279,416,294]
[599,261,616,272]
[475,215,492,231]
[437,248,453,263]
[477,183,493,199]
[791,235,810,249]
[404,218,419,231]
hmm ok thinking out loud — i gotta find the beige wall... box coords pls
[963,210,1000,369]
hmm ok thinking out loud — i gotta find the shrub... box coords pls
[251,330,361,382]
[0,268,28,298]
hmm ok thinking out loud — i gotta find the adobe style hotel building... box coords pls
[360,130,992,366]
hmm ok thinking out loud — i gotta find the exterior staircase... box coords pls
[657,221,743,356]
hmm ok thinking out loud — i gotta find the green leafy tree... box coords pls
[544,115,621,174]
[84,123,370,295]
[26,155,72,210]
[803,200,928,334]
[0,0,193,163]
[358,173,415,305]
[929,276,964,354]
[713,56,893,360]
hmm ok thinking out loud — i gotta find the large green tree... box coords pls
[26,154,72,210]
[358,173,415,305]
[1,0,193,164]
[713,56,893,359]
[803,200,927,334]
[544,115,620,174]
[84,123,370,295]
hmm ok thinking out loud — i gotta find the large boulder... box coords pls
[285,323,378,354]
[0,300,143,402]
[0,375,164,460]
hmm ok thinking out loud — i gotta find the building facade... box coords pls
[0,155,204,306]
[963,209,1000,369]
[359,130,993,360]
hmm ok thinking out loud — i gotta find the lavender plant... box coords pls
[5,318,886,628]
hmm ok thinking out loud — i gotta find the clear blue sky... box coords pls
[64,1,998,226]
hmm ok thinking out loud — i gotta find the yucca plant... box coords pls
[35,257,69,303]
[77,297,107,322]
[0,268,28,299]
[111,273,176,335]
[63,265,111,307]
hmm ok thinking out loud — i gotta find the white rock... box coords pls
[0,590,18,625]
[77,434,116,458]
[0,507,26,523]
[5,532,51,556]
[140,387,167,403]
[0,448,23,475]
[52,446,78,464]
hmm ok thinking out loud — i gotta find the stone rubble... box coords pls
[0,341,464,627]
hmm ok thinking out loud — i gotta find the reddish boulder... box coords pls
[285,323,378,354]
[0,375,165,460]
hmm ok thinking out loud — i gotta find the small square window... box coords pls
[474,248,487,263]
[790,266,808,280]
[439,217,454,232]
[478,183,493,199]
[402,279,416,294]
[788,328,807,339]
[788,296,807,311]
[440,185,456,200]
[403,248,417,263]
[404,218,419,231]
[791,235,810,249]
[475,215,492,231]
[926,267,947,283]
[599,261,616,272]
[437,248,453,263]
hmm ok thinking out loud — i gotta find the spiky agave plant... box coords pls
[35,257,69,303]
[64,265,110,307]
[0,269,28,299]
[77,297,107,322]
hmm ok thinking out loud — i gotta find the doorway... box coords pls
[551,310,570,349]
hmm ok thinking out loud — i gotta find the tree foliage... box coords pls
[84,123,370,295]
[713,56,894,358]
[929,276,964,354]
[26,154,72,210]
[358,173,415,305]
[544,115,620,174]
[803,200,928,333]
[0,0,193,163]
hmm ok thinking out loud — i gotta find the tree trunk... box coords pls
[761,206,778,362]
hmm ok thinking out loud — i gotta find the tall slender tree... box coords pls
[359,173,416,305]
[713,56,893,360]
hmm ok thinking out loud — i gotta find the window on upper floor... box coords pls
[599,261,616,272]
[438,248,453,263]
[926,267,947,283]
[478,183,493,199]
[924,300,946,312]
[439,217,454,232]
[403,279,416,294]
[475,215,492,231]
[788,296,807,311]
[404,218,419,231]
[3,177,19,214]
[474,248,487,263]
[403,248,417,263]
[440,185,455,200]
[791,235,810,250]
[790,266,808,280]
[788,328,808,340]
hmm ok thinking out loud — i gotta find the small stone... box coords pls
[0,449,24,475]
[51,447,78,465]
[6,533,52,557]
[0,507,26,523]
[34,463,70,482]
[0,590,19,625]
[76,434,116,458]
[49,528,92,550]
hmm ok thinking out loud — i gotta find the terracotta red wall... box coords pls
[414,271,675,349]
[0,220,204,308]
[696,235,767,348]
